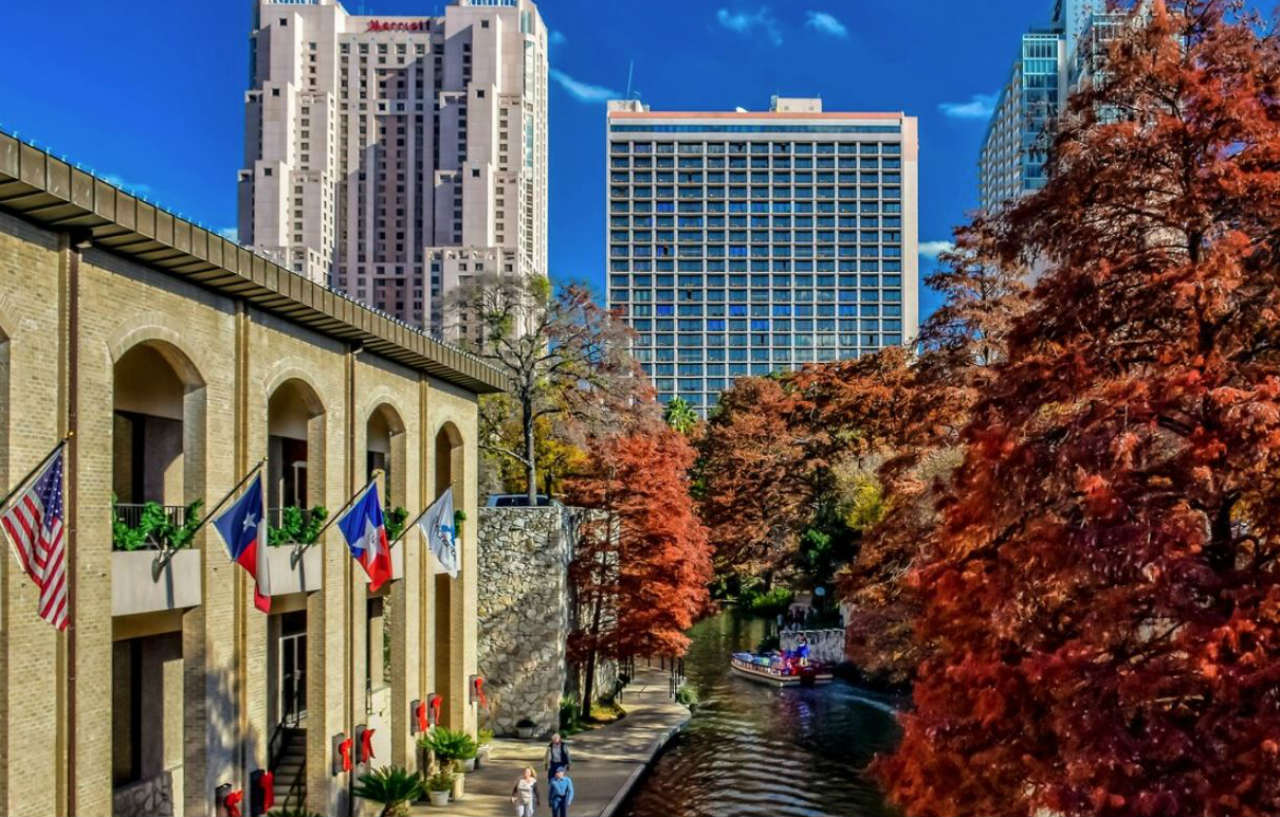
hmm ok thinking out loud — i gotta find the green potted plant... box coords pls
[351,765,422,817]
[419,727,477,798]
[423,770,453,808]
[475,727,494,769]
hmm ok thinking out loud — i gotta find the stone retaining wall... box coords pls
[477,506,571,737]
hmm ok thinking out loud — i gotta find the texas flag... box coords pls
[338,483,393,592]
[212,473,272,612]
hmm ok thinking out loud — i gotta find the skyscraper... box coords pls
[605,97,919,413]
[979,0,1126,213]
[238,0,549,332]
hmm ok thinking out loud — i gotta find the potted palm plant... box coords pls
[351,765,422,817]
[423,771,453,807]
[475,728,494,769]
[419,727,477,798]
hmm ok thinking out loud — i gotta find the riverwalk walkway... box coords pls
[413,666,688,817]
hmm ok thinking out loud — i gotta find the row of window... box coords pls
[611,215,901,228]
[623,303,903,318]
[610,187,903,201]
[631,333,903,348]
[609,141,902,155]
[611,157,899,171]
[632,318,903,332]
[608,260,902,273]
[612,274,901,287]
[611,230,902,243]
[611,172,900,183]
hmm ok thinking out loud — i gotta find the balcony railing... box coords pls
[111,503,191,551]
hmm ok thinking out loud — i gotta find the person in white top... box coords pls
[511,766,540,817]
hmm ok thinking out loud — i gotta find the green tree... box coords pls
[662,397,699,436]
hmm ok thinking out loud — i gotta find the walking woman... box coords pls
[511,767,539,817]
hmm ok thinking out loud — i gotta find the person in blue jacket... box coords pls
[547,766,575,817]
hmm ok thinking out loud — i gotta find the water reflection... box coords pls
[622,611,901,817]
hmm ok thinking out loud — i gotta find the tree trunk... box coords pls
[522,393,537,506]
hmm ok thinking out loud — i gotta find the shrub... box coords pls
[384,504,409,542]
[477,728,494,746]
[351,765,422,817]
[559,694,581,733]
[418,727,477,765]
[424,770,455,793]
[674,683,699,708]
[268,505,329,546]
[739,584,794,617]
[111,497,204,552]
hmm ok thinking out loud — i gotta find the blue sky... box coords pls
[0,0,1076,322]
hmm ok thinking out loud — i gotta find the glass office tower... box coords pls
[605,97,919,413]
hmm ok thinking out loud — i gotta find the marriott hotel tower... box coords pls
[238,0,550,331]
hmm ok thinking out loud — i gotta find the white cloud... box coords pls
[218,227,239,244]
[549,29,566,47]
[938,93,998,120]
[805,11,848,38]
[549,69,620,103]
[103,174,152,196]
[919,240,955,260]
[716,7,783,46]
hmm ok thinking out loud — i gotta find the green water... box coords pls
[621,611,901,817]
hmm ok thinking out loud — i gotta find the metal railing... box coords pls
[111,504,191,551]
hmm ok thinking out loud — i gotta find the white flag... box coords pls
[418,488,458,578]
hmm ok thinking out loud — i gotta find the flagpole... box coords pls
[151,458,268,579]
[390,502,432,548]
[303,469,384,548]
[0,437,69,516]
[183,458,268,542]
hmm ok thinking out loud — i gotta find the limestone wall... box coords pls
[476,507,571,737]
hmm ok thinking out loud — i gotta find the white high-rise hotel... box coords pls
[606,97,919,412]
[238,0,549,331]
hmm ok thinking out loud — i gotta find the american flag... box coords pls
[1,449,67,630]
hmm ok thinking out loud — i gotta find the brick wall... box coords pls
[0,209,483,816]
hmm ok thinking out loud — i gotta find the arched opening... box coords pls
[365,404,406,715]
[110,340,205,803]
[433,422,464,728]
[265,378,325,741]
[267,379,325,520]
[112,343,202,520]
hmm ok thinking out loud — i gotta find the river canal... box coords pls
[621,611,901,817]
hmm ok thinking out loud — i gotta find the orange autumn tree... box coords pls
[881,2,1280,815]
[838,226,1027,684]
[566,421,712,711]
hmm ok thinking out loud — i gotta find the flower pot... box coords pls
[516,725,535,739]
[451,774,466,801]
[475,744,492,769]
[428,790,450,807]
[461,756,476,773]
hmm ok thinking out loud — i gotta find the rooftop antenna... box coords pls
[625,60,636,100]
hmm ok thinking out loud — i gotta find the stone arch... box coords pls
[366,402,408,509]
[111,336,208,508]
[266,375,327,516]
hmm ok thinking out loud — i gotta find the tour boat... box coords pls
[730,652,834,687]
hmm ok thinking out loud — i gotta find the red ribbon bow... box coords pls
[223,790,244,817]
[416,700,429,733]
[339,737,353,772]
[260,771,275,811]
[361,727,376,764]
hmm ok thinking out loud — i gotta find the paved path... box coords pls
[412,666,688,817]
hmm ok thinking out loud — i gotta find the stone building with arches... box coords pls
[0,131,504,816]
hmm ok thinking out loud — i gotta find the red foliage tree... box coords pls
[881,3,1280,814]
[566,423,712,710]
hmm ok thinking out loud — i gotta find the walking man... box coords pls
[545,732,571,779]
[548,766,575,817]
